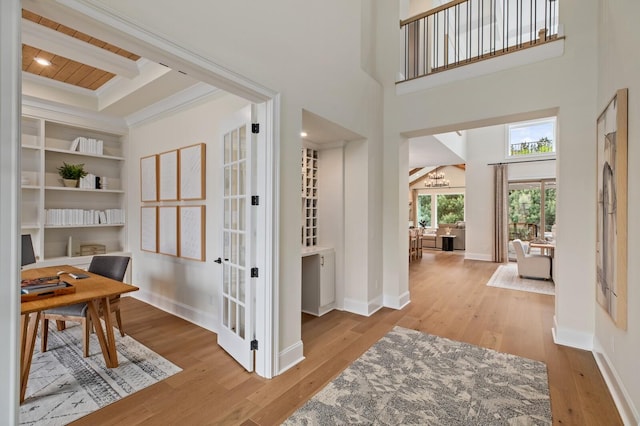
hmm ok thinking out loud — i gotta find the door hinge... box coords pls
[252,123,259,134]
[251,195,259,206]
[251,267,259,278]
[250,339,258,350]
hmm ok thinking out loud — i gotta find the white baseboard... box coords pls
[383,291,411,310]
[278,340,304,375]
[551,316,593,351]
[592,338,640,426]
[132,290,217,333]
[343,295,383,317]
[464,252,493,261]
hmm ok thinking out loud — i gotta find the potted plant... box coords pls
[57,162,87,187]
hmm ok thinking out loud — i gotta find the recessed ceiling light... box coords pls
[300,132,308,138]
[34,57,51,66]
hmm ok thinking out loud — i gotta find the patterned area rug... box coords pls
[20,322,181,425]
[285,327,551,425]
[486,262,555,295]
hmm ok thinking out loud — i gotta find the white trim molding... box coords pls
[132,291,217,333]
[592,338,640,426]
[278,341,304,375]
[551,316,593,351]
[383,291,411,310]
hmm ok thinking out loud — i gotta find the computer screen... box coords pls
[21,234,36,267]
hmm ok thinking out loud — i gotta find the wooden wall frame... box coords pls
[596,88,628,329]
[158,206,178,256]
[179,205,205,261]
[140,206,157,252]
[140,154,158,202]
[159,150,179,201]
[179,143,206,200]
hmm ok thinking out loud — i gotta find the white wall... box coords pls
[595,1,640,422]
[126,92,250,330]
[87,0,384,364]
[379,0,599,349]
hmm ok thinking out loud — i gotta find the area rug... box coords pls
[19,322,182,426]
[284,326,551,425]
[486,262,555,295]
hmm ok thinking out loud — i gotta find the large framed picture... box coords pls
[596,88,628,329]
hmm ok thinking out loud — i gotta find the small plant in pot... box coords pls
[57,162,87,187]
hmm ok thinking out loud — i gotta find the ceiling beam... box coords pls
[22,18,139,79]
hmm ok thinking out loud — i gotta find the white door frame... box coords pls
[0,1,23,423]
[4,4,280,412]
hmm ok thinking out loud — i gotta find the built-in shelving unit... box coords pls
[301,147,318,247]
[21,115,128,265]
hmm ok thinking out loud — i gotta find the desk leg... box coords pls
[86,298,118,368]
[20,312,41,403]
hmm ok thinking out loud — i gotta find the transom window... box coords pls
[507,118,556,157]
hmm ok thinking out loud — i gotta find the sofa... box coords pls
[421,222,466,250]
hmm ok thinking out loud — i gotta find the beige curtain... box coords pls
[493,164,509,262]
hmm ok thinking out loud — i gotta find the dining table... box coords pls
[20,265,138,403]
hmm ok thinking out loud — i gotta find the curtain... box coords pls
[493,164,509,262]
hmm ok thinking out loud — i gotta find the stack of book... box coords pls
[20,276,69,295]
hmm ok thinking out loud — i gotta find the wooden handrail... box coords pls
[400,0,468,27]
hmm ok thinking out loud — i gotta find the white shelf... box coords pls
[21,115,128,261]
[45,224,125,229]
[44,147,124,161]
[44,186,124,193]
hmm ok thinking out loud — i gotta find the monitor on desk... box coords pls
[21,234,36,267]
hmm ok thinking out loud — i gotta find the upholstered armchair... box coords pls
[512,239,551,280]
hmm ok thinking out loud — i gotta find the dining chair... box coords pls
[41,255,130,357]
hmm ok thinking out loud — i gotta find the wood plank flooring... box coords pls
[70,250,622,425]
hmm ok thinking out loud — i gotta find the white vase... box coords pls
[62,179,78,188]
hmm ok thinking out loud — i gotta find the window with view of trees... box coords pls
[417,194,431,227]
[437,194,464,224]
[508,180,556,241]
[508,118,556,157]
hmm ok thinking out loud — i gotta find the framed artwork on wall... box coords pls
[140,206,157,253]
[140,155,158,202]
[179,205,205,261]
[596,88,628,329]
[158,206,178,256]
[179,143,206,200]
[159,149,179,201]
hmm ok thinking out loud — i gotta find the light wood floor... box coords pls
[70,251,622,425]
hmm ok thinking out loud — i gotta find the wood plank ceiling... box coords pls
[21,9,140,91]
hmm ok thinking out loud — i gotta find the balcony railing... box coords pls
[399,0,560,82]
[509,137,554,156]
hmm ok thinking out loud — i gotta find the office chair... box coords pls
[41,255,130,357]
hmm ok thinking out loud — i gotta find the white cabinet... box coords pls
[301,247,335,316]
[20,115,128,265]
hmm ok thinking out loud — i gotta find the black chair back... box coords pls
[88,256,130,282]
[21,234,36,267]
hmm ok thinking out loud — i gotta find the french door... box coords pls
[217,107,256,371]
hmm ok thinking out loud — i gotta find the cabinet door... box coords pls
[319,250,335,307]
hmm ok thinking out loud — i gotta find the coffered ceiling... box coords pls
[20,5,209,124]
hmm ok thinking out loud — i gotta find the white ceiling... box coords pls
[409,134,465,168]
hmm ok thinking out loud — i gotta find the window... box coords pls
[508,180,556,241]
[508,118,556,157]
[437,194,464,224]
[417,194,431,227]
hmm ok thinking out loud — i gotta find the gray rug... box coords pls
[487,263,555,295]
[285,326,551,425]
[20,322,181,425]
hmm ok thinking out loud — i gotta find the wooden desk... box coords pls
[530,242,555,257]
[20,265,138,403]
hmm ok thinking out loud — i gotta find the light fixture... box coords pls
[300,131,307,138]
[34,57,51,66]
[424,167,450,187]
